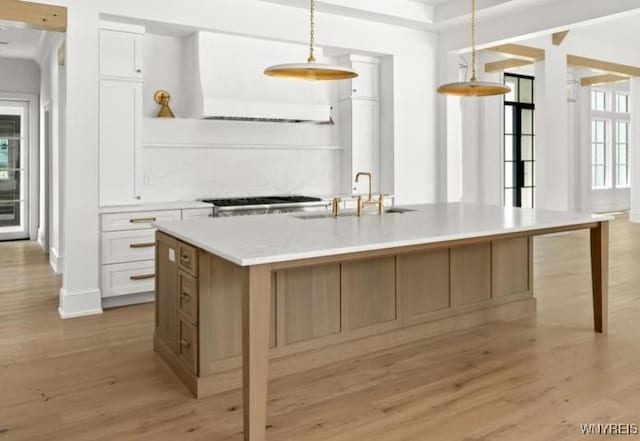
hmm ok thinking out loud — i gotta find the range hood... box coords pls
[185,31,334,123]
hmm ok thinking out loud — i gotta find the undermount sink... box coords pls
[294,207,415,220]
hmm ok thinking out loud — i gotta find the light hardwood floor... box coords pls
[1,216,640,440]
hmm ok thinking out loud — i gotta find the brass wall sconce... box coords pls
[154,90,175,118]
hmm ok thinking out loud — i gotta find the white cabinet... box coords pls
[98,21,145,207]
[99,23,144,80]
[99,80,143,205]
[338,56,381,195]
[339,55,380,100]
[100,206,212,306]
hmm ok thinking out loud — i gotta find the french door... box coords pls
[0,100,29,241]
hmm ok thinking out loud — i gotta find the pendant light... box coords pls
[264,0,358,81]
[437,0,511,97]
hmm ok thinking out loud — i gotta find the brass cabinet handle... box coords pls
[129,273,155,281]
[181,292,191,301]
[130,242,155,249]
[129,217,156,224]
[180,255,191,263]
[180,339,191,348]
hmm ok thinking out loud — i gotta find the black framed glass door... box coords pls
[504,74,535,208]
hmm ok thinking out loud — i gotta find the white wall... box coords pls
[38,33,66,273]
[0,58,40,94]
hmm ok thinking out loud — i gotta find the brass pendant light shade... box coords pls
[437,0,511,97]
[437,81,511,97]
[264,0,358,81]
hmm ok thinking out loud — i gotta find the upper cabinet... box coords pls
[339,55,380,100]
[99,21,144,80]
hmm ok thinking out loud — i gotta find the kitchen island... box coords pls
[153,203,609,441]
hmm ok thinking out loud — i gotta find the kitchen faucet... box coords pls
[355,172,373,201]
[355,172,384,215]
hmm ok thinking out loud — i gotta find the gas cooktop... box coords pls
[200,196,323,207]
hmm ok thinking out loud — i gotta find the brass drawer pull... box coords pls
[129,273,155,281]
[129,242,155,249]
[180,339,191,349]
[129,217,156,224]
[180,255,191,263]
[181,292,191,301]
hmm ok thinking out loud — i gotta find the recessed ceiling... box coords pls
[0,23,45,60]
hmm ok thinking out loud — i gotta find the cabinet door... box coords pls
[155,232,179,353]
[99,29,143,79]
[351,61,379,99]
[450,244,492,307]
[99,80,142,205]
[342,256,396,330]
[277,264,341,345]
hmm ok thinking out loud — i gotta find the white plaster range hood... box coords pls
[185,31,333,123]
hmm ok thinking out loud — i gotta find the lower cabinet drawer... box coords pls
[178,271,199,324]
[102,210,181,232]
[179,319,198,375]
[102,229,156,264]
[178,242,198,277]
[101,261,155,298]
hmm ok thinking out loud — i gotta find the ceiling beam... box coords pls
[567,55,640,77]
[552,30,570,46]
[485,44,545,61]
[485,58,534,74]
[0,0,66,32]
[580,74,628,87]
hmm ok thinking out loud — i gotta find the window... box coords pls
[616,121,629,188]
[504,74,535,208]
[590,89,630,190]
[0,138,7,180]
[616,93,629,113]
[591,120,606,188]
[591,90,607,111]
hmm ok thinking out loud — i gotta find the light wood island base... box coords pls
[154,220,609,441]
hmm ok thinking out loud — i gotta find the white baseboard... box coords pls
[49,248,63,275]
[58,287,103,319]
[102,292,155,309]
[630,212,640,224]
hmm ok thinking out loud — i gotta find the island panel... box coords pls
[278,264,341,345]
[397,249,451,324]
[450,243,492,307]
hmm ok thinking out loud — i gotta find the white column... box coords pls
[58,1,103,318]
[630,78,640,223]
[535,46,570,211]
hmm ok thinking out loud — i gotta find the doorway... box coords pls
[0,100,30,241]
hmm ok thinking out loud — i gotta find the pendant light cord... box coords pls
[308,0,316,63]
[470,0,477,81]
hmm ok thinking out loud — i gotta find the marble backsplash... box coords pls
[141,146,341,201]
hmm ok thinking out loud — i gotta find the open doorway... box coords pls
[0,3,66,253]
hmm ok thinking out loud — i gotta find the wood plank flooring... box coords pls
[1,216,640,440]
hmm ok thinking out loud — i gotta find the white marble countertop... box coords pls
[100,200,213,214]
[154,203,610,267]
